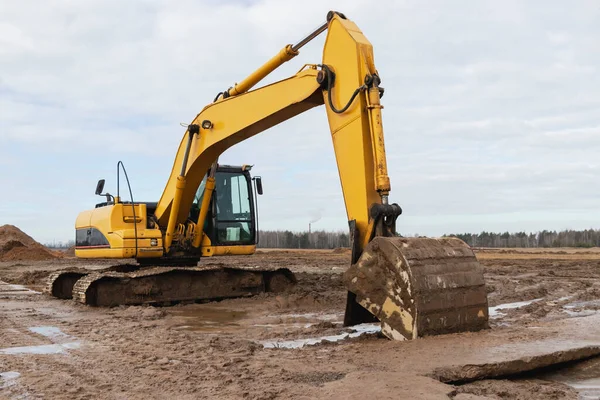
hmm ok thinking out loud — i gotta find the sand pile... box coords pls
[0,224,62,261]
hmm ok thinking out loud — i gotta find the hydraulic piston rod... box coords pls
[224,16,331,98]
[225,45,299,97]
[164,124,199,252]
[291,21,328,52]
[192,161,219,248]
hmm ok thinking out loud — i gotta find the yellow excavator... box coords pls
[46,11,489,340]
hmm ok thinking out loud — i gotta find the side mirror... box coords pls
[95,179,105,195]
[254,176,263,195]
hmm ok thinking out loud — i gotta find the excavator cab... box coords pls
[190,165,258,247]
[74,163,262,260]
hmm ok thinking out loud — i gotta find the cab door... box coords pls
[211,170,256,245]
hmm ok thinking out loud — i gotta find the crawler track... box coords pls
[45,265,296,306]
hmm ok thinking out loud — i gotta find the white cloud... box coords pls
[1,0,600,243]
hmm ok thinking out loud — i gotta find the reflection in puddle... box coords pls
[253,323,313,329]
[0,371,21,389]
[260,323,381,349]
[564,309,599,318]
[556,295,574,303]
[562,300,600,319]
[29,326,72,340]
[169,304,379,348]
[569,379,600,399]
[488,298,543,318]
[171,305,346,334]
[271,312,343,321]
[0,342,81,355]
[541,356,600,399]
[489,297,600,320]
[170,306,247,332]
[1,326,81,355]
[565,300,600,309]
[0,372,20,380]
[0,281,40,295]
[257,312,344,330]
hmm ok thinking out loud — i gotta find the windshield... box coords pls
[214,172,253,243]
[193,171,254,244]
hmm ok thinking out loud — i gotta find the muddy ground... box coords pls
[1,248,600,399]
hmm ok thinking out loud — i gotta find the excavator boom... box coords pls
[47,11,489,340]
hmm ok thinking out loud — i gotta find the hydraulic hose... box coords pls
[320,65,367,114]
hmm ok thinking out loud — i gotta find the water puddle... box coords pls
[564,300,600,310]
[488,298,543,318]
[0,326,81,355]
[0,371,21,380]
[0,371,21,389]
[258,312,344,330]
[0,342,81,355]
[271,312,343,322]
[564,310,599,318]
[0,281,40,296]
[253,323,314,329]
[170,304,346,334]
[260,323,381,349]
[29,326,72,340]
[170,305,247,332]
[562,300,600,319]
[557,296,574,302]
[540,356,600,399]
[569,379,600,399]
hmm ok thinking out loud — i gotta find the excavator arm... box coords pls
[154,12,398,259]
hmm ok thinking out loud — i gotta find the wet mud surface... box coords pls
[1,248,600,399]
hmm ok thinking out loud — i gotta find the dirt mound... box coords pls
[1,239,26,252]
[0,224,62,261]
[1,246,60,261]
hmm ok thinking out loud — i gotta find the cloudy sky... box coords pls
[1,0,599,244]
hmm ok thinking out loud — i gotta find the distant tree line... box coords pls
[444,229,600,248]
[258,230,350,249]
[259,228,600,249]
[43,240,75,249]
[44,228,600,250]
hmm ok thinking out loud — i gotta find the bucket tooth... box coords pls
[343,236,489,340]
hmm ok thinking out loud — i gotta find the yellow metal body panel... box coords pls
[321,16,390,249]
[75,204,163,259]
[201,245,257,257]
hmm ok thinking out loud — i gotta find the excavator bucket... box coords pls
[344,236,489,340]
